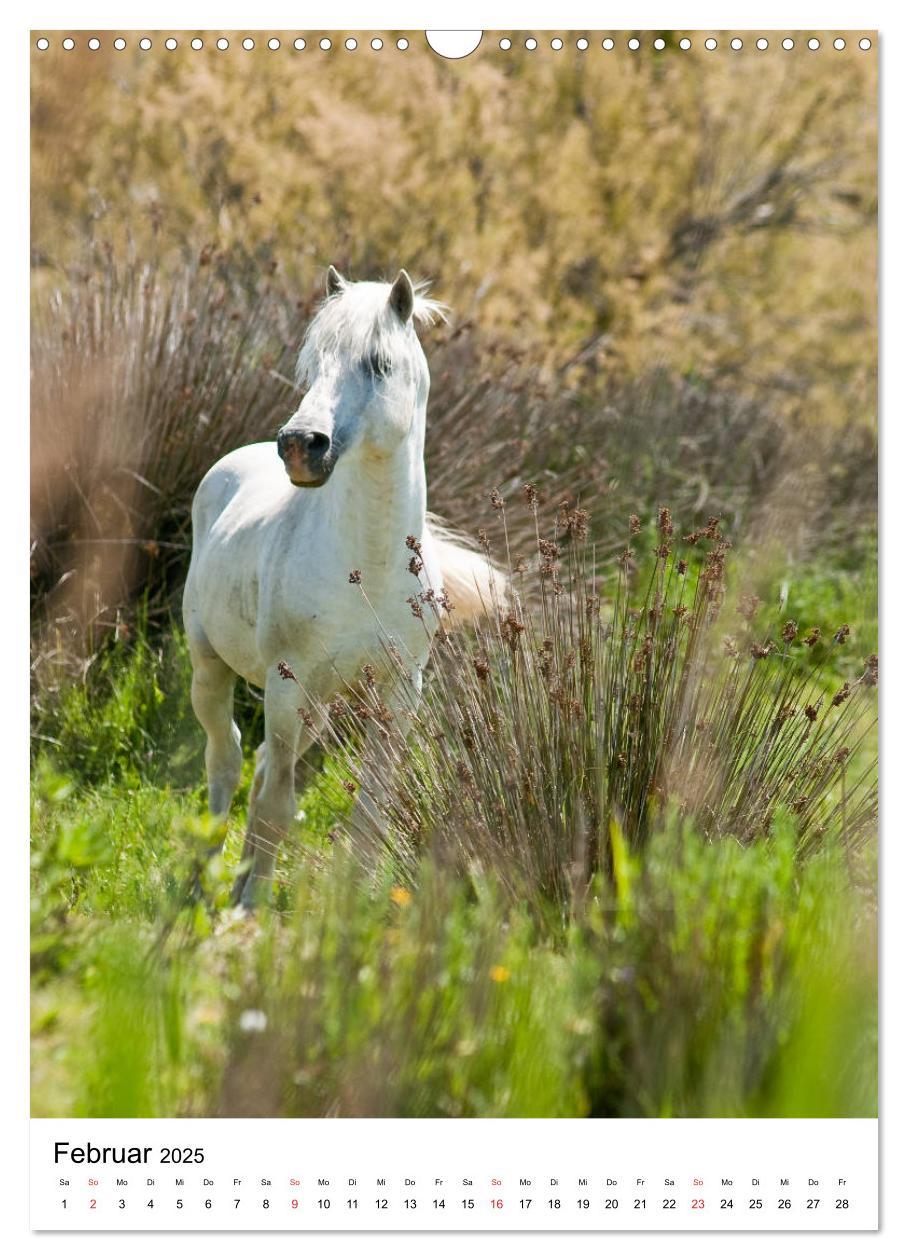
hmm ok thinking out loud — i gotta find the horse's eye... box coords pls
[363,351,391,379]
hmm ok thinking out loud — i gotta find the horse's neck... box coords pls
[323,419,427,579]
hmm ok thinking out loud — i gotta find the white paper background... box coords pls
[6,3,902,1257]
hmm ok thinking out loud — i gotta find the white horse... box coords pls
[183,266,501,907]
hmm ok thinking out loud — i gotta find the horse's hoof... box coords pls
[229,858,255,906]
[240,877,266,912]
[232,869,272,912]
[219,904,251,928]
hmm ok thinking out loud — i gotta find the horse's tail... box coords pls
[426,514,509,627]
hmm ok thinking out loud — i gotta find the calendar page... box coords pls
[29,20,879,1238]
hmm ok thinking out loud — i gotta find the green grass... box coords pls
[30,524,877,1119]
[30,680,876,1118]
[30,763,876,1118]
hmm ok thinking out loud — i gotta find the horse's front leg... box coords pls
[347,666,423,866]
[233,666,310,910]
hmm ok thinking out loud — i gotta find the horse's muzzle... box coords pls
[277,428,332,487]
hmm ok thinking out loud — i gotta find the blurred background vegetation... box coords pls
[32,32,877,414]
[30,33,877,1118]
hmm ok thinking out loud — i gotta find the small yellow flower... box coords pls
[390,886,412,907]
[489,965,510,984]
[191,1003,222,1027]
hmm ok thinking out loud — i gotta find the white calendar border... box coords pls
[10,1,897,31]
[6,1,904,1255]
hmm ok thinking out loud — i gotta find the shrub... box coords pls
[31,246,303,652]
[307,502,876,913]
[31,246,876,676]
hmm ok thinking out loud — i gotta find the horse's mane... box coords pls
[296,278,446,386]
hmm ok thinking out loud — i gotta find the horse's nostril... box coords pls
[278,429,330,462]
[306,431,330,457]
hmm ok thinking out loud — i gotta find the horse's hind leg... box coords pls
[189,646,243,819]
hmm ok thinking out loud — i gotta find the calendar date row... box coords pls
[57,1194,853,1214]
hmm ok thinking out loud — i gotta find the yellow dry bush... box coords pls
[31,34,876,433]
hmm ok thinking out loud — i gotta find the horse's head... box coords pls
[277,266,444,488]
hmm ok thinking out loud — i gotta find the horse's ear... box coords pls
[326,264,345,297]
[388,269,415,324]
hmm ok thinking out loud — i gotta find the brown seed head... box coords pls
[501,611,525,650]
[703,543,730,587]
[736,592,760,622]
[560,503,590,540]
